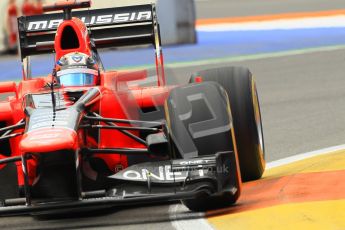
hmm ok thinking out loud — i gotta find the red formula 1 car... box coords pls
[0,0,265,216]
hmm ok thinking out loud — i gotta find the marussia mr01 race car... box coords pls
[0,0,265,216]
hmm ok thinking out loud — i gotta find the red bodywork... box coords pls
[0,6,174,187]
[22,0,43,16]
[6,1,18,50]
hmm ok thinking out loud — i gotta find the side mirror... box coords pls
[0,82,18,98]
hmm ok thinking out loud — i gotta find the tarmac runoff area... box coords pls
[205,146,345,230]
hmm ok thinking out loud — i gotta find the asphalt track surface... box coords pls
[1,1,345,230]
[196,0,345,18]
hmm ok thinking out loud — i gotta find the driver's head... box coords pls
[56,52,98,87]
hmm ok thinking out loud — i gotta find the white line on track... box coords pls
[266,144,345,169]
[169,144,345,230]
[169,203,214,230]
[197,16,345,32]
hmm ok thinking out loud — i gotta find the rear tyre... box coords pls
[165,82,241,211]
[190,66,265,181]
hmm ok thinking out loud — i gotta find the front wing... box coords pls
[0,152,240,216]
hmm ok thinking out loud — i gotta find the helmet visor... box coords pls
[57,68,98,87]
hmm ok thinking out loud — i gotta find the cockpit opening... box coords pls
[61,26,80,50]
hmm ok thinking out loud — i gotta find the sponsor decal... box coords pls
[178,159,213,165]
[119,164,230,182]
[72,55,83,63]
[122,165,193,181]
[27,11,152,31]
[28,133,64,141]
[112,155,231,182]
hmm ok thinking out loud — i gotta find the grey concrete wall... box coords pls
[158,0,196,45]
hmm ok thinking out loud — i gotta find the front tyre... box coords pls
[190,66,265,181]
[165,82,241,211]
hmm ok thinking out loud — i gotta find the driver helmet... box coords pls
[56,52,98,87]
